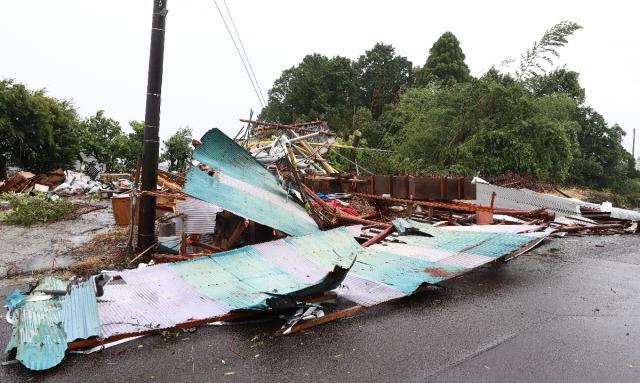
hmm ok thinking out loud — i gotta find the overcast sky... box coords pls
[1,1,638,155]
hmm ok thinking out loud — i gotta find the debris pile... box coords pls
[4,121,640,371]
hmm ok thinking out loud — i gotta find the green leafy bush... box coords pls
[0,193,78,226]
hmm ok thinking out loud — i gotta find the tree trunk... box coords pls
[0,155,7,180]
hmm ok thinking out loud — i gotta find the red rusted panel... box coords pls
[391,176,409,199]
[409,176,443,199]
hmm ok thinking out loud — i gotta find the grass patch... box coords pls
[0,192,79,226]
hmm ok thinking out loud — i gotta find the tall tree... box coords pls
[516,21,582,81]
[0,79,81,177]
[355,43,412,118]
[568,107,636,188]
[160,127,193,172]
[260,54,360,136]
[79,111,130,172]
[420,32,471,87]
[529,68,586,104]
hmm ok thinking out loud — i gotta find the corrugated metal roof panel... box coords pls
[183,128,319,236]
[6,277,68,371]
[98,227,358,339]
[475,183,640,221]
[338,223,545,306]
[62,279,100,342]
[175,197,222,234]
[99,265,230,339]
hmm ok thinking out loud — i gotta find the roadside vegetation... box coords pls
[0,192,78,226]
[1,21,638,207]
[259,21,640,207]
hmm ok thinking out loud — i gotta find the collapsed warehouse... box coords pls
[5,120,640,371]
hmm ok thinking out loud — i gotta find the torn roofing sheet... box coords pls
[5,277,100,371]
[334,221,546,306]
[183,128,319,236]
[97,228,356,339]
[476,183,640,221]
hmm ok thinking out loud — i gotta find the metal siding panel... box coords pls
[176,197,222,234]
[62,279,100,342]
[337,274,406,307]
[100,265,230,338]
[185,166,318,236]
[352,248,466,293]
[170,247,308,309]
[253,239,329,284]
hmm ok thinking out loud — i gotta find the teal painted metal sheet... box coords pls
[397,221,534,258]
[5,277,100,371]
[352,249,466,294]
[184,128,319,236]
[62,279,100,342]
[5,277,68,371]
[169,227,357,310]
[340,222,544,306]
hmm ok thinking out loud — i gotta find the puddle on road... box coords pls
[19,253,77,273]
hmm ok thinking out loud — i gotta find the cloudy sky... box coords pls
[1,1,638,154]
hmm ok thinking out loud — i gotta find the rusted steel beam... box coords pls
[362,225,394,247]
[359,211,381,220]
[336,213,391,229]
[353,192,495,213]
[301,184,338,216]
[187,240,223,253]
[151,253,207,263]
[138,190,187,200]
[276,305,366,335]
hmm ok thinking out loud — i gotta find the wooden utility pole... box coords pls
[633,128,636,158]
[138,0,168,251]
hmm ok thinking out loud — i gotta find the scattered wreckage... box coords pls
[4,120,640,371]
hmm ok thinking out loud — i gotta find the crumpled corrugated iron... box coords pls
[5,277,100,371]
[183,128,319,236]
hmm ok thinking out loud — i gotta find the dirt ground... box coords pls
[0,198,117,278]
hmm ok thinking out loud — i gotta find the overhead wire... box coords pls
[222,0,267,107]
[211,0,265,108]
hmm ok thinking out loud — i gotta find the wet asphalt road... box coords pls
[1,234,640,383]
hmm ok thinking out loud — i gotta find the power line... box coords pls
[222,0,267,106]
[211,0,265,108]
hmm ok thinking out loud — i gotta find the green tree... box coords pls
[392,77,580,181]
[355,43,412,118]
[160,127,193,172]
[568,107,637,188]
[516,21,582,81]
[0,79,81,177]
[79,111,129,172]
[529,68,586,104]
[419,32,471,87]
[122,120,145,171]
[260,54,360,136]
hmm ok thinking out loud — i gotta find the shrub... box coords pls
[0,193,78,226]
